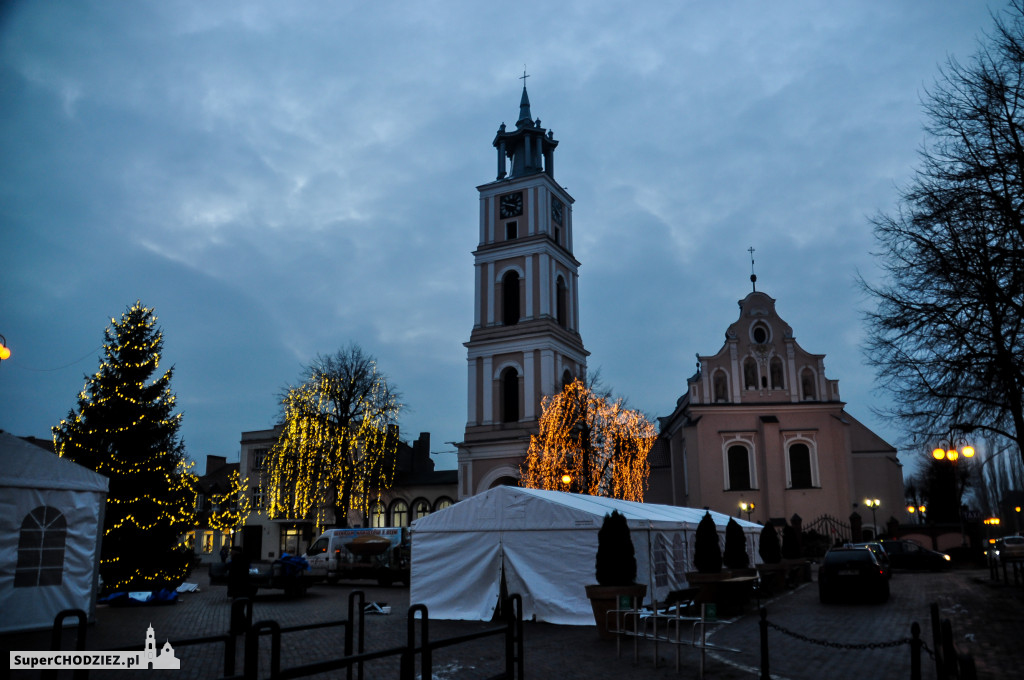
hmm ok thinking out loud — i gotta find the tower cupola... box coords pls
[493,83,558,180]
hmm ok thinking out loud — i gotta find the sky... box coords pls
[0,1,1011,475]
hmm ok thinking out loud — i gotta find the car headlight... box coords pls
[942,554,951,561]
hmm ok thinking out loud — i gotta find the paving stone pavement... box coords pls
[4,566,1021,680]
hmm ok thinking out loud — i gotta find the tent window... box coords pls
[15,506,67,588]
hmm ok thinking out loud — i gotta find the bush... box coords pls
[694,511,723,574]
[595,510,636,586]
[723,518,750,569]
[759,524,782,564]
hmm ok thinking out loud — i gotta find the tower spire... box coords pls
[516,68,532,129]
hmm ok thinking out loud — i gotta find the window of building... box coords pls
[770,357,785,389]
[752,323,770,344]
[252,448,269,471]
[743,357,758,390]
[501,367,519,422]
[196,493,205,511]
[370,502,386,528]
[788,443,814,488]
[713,369,729,402]
[412,499,430,521]
[556,276,567,327]
[391,500,409,528]
[203,532,214,554]
[800,367,817,400]
[251,486,265,513]
[502,271,520,326]
[727,445,752,491]
[433,497,454,512]
[15,506,67,588]
[280,526,302,556]
[505,220,518,240]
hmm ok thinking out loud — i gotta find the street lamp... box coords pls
[0,334,10,363]
[864,499,881,538]
[933,439,975,546]
[739,501,756,521]
[907,503,927,525]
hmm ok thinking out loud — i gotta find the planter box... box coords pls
[585,584,647,640]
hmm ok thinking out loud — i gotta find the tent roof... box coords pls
[0,431,109,493]
[412,486,760,533]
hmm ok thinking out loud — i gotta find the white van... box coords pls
[305,527,410,586]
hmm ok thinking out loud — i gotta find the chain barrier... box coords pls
[764,619,911,650]
[920,642,935,659]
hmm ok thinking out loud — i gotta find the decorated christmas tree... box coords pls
[54,302,195,592]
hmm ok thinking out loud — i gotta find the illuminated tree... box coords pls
[53,301,196,591]
[263,345,402,529]
[207,469,252,535]
[519,379,655,501]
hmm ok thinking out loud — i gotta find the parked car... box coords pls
[879,539,951,571]
[991,536,1024,564]
[819,547,889,604]
[850,541,892,579]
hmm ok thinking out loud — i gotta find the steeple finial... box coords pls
[516,67,533,129]
[748,246,757,292]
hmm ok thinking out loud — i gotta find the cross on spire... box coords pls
[748,246,757,292]
[519,66,529,84]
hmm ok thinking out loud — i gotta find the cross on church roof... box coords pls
[748,246,757,292]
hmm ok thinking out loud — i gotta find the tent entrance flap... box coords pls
[500,529,597,626]
[409,531,503,621]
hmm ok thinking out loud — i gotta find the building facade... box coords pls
[238,427,456,562]
[655,291,906,537]
[457,85,589,498]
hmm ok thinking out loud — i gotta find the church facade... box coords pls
[654,291,906,535]
[457,85,589,498]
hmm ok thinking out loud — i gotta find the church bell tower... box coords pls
[457,82,589,498]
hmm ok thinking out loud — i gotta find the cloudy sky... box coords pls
[0,1,1009,474]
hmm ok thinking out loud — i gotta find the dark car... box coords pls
[879,539,951,571]
[991,536,1024,564]
[818,547,889,604]
[850,541,892,579]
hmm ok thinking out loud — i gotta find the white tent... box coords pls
[0,432,108,633]
[410,486,761,625]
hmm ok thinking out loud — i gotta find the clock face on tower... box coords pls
[551,197,564,225]
[499,191,523,219]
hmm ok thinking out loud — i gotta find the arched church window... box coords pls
[770,357,785,390]
[390,499,409,528]
[788,443,813,489]
[501,367,519,422]
[556,276,567,327]
[433,497,454,512]
[713,370,729,403]
[561,369,574,391]
[743,357,758,390]
[800,367,817,400]
[727,445,752,491]
[502,271,520,326]
[16,506,67,588]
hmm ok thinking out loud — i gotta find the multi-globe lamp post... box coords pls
[739,501,756,521]
[906,503,927,525]
[933,440,974,546]
[864,499,881,539]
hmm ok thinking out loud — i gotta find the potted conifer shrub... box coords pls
[585,510,646,640]
[723,518,752,574]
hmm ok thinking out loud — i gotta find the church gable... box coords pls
[690,292,839,405]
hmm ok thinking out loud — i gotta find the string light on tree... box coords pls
[520,379,655,501]
[53,301,196,592]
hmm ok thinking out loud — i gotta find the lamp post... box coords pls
[907,503,927,525]
[864,499,881,539]
[739,501,756,521]
[0,334,10,364]
[933,440,974,546]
